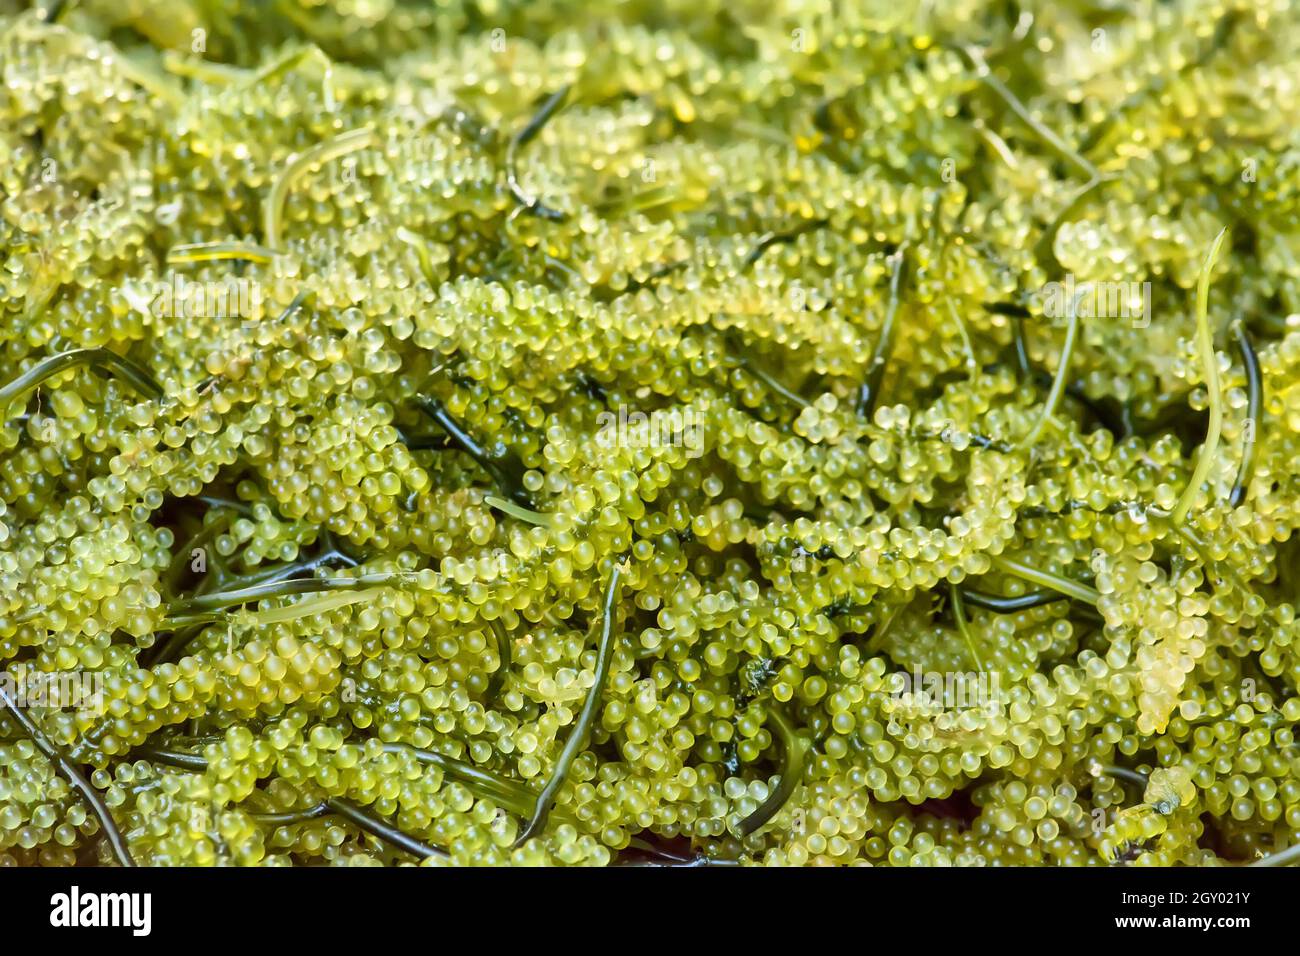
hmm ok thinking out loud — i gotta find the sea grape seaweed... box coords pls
[0,0,1299,867]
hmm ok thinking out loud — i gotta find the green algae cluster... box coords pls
[1,0,1300,866]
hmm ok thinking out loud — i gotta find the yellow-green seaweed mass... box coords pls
[1,0,1299,867]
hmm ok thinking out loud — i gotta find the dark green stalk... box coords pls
[574,371,608,404]
[959,588,1068,612]
[1229,319,1260,508]
[823,598,869,619]
[414,394,534,508]
[222,542,360,592]
[617,837,740,867]
[146,621,213,666]
[169,571,410,618]
[965,433,1015,453]
[0,348,163,416]
[151,572,416,661]
[427,104,498,147]
[381,742,533,817]
[0,686,135,866]
[736,706,809,837]
[741,218,829,271]
[596,260,688,301]
[984,301,1032,321]
[227,561,320,592]
[615,855,740,867]
[487,619,512,699]
[917,426,1014,454]
[135,746,446,858]
[164,512,234,595]
[515,561,624,846]
[1021,498,1141,519]
[136,745,209,771]
[1011,311,1033,380]
[274,289,311,325]
[1022,291,1082,447]
[730,351,810,408]
[949,583,985,671]
[1099,764,1149,788]
[856,245,908,418]
[990,555,1101,606]
[623,835,695,863]
[324,797,446,860]
[398,430,456,451]
[249,803,330,825]
[1000,306,1128,434]
[153,545,358,663]
[506,84,571,221]
[145,626,198,667]
[961,44,1100,181]
[142,739,531,816]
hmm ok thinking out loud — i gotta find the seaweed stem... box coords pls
[989,554,1101,606]
[1172,227,1229,525]
[857,244,908,418]
[1021,289,1081,447]
[264,126,375,247]
[1229,318,1260,508]
[736,706,809,837]
[0,685,135,866]
[949,583,985,672]
[515,561,624,845]
[0,348,163,417]
[506,84,571,222]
